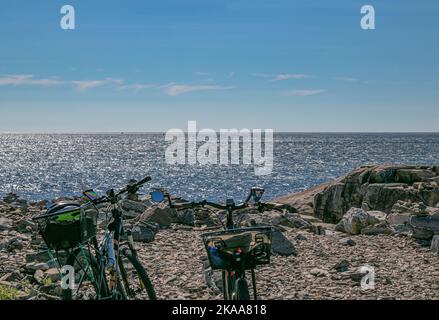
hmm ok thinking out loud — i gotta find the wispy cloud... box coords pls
[162,84,233,96]
[284,89,327,97]
[271,74,308,81]
[0,74,63,86]
[118,83,157,91]
[72,78,123,90]
[251,73,309,82]
[194,71,210,76]
[0,74,234,96]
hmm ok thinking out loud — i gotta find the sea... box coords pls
[0,133,438,202]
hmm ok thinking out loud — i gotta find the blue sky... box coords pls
[0,0,438,132]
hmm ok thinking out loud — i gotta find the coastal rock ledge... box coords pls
[277,164,439,223]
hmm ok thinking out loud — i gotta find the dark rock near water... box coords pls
[271,228,297,256]
[410,215,439,240]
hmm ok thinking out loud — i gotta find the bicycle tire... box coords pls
[62,248,109,300]
[222,271,237,300]
[236,278,250,300]
[118,246,157,300]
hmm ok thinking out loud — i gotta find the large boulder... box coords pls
[271,228,297,256]
[129,225,156,243]
[136,206,173,227]
[275,183,328,216]
[335,208,390,235]
[120,199,148,219]
[409,214,439,240]
[313,165,439,222]
[239,210,313,231]
[173,209,195,226]
[361,222,394,235]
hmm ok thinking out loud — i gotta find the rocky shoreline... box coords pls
[1,164,439,300]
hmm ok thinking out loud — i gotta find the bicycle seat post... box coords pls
[226,199,235,230]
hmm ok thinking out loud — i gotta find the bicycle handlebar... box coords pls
[87,175,152,205]
[116,176,151,197]
[172,199,281,212]
[172,199,285,215]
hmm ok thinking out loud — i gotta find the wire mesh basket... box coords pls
[202,226,273,270]
[34,202,98,251]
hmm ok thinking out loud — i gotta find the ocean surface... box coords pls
[0,133,438,202]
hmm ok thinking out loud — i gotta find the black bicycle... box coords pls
[33,176,157,300]
[151,187,279,300]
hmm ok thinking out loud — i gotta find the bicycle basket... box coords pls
[34,202,98,251]
[202,226,273,270]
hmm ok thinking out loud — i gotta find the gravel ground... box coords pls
[1,206,439,300]
[137,226,439,300]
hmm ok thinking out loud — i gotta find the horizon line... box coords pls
[1,131,439,135]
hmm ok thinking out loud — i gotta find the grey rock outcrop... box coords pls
[409,214,439,240]
[313,165,439,222]
[335,208,392,235]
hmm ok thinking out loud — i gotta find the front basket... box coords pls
[202,226,273,270]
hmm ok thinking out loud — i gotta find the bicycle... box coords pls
[33,176,157,300]
[150,187,280,300]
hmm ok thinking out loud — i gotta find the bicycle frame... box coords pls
[223,204,259,300]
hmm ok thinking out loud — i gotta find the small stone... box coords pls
[339,238,356,246]
[295,234,307,241]
[0,217,13,231]
[310,268,329,277]
[333,260,350,272]
[9,239,24,250]
[26,262,50,271]
[44,268,61,282]
[431,235,439,253]
[34,270,45,283]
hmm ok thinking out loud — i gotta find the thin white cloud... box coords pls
[72,78,123,90]
[118,83,157,91]
[162,84,233,96]
[0,74,63,86]
[0,74,234,96]
[284,89,327,97]
[272,74,308,81]
[251,73,309,81]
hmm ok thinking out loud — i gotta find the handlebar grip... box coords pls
[116,176,152,196]
[136,176,152,187]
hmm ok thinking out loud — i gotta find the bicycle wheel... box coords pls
[236,278,250,300]
[222,271,236,300]
[62,247,109,300]
[116,246,157,300]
